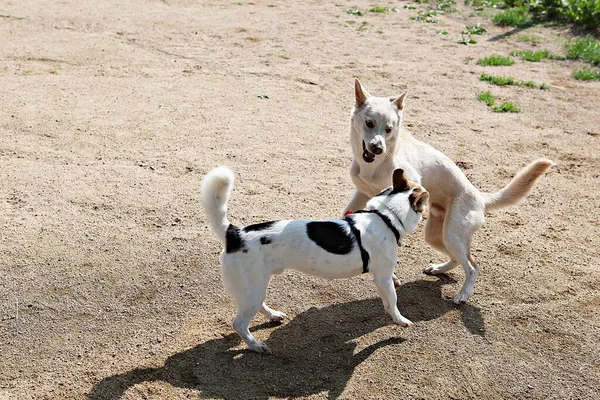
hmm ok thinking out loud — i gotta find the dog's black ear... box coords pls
[392,168,410,192]
[390,91,408,110]
[355,78,370,107]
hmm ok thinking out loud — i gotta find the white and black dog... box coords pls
[201,166,429,353]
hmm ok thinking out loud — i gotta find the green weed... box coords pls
[572,68,600,81]
[492,7,532,27]
[477,91,496,106]
[481,73,515,85]
[437,29,449,35]
[369,6,399,13]
[481,73,548,89]
[346,8,365,16]
[509,49,551,62]
[493,102,520,112]
[463,23,487,35]
[477,55,515,66]
[567,37,600,66]
[412,10,439,23]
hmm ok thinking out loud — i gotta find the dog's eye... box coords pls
[365,120,374,129]
[385,126,392,134]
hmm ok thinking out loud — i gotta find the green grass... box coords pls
[492,7,532,27]
[436,0,457,12]
[480,73,548,89]
[346,8,365,16]
[437,29,449,35]
[509,49,550,62]
[477,55,515,66]
[464,0,503,8]
[458,33,477,44]
[463,23,487,35]
[516,34,542,45]
[567,37,600,66]
[493,102,520,113]
[477,91,496,106]
[481,73,515,85]
[477,91,520,112]
[572,68,600,81]
[369,6,399,13]
[411,10,439,23]
[404,5,417,10]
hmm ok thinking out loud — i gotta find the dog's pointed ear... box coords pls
[410,190,430,213]
[392,168,410,192]
[390,91,408,110]
[355,78,370,107]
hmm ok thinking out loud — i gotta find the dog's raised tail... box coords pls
[483,158,554,213]
[201,166,235,242]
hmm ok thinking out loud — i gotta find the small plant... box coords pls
[572,68,600,81]
[377,29,384,34]
[493,7,532,27]
[346,8,365,16]
[477,91,496,107]
[437,29,449,35]
[357,21,369,31]
[464,0,503,9]
[493,102,520,113]
[567,37,600,66]
[404,4,417,9]
[369,6,399,13]
[481,73,548,89]
[477,91,520,112]
[509,49,551,62]
[477,55,515,66]
[412,10,439,23]
[458,32,477,44]
[436,0,457,12]
[481,73,515,85]
[516,34,542,45]
[463,23,487,35]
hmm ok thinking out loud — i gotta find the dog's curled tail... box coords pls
[483,158,555,213]
[201,166,235,243]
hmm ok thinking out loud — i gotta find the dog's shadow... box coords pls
[88,277,483,400]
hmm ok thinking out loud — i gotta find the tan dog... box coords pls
[344,79,554,304]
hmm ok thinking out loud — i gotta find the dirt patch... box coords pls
[1,1,599,399]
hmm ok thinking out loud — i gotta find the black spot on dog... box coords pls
[260,236,272,245]
[225,224,244,253]
[306,221,354,255]
[243,221,276,232]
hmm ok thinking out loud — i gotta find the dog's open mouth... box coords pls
[362,140,376,163]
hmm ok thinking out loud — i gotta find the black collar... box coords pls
[353,209,402,243]
[344,216,370,274]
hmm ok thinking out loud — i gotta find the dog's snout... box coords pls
[369,142,384,155]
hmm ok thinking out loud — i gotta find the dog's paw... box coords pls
[269,310,286,321]
[423,263,445,275]
[453,291,470,305]
[393,317,413,328]
[249,341,272,354]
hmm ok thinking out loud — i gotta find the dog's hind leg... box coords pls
[232,280,272,353]
[259,302,286,321]
[224,259,273,353]
[442,208,484,304]
[423,204,460,275]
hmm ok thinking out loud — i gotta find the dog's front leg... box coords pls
[343,189,370,216]
[373,274,413,327]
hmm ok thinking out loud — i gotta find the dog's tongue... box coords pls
[363,150,375,163]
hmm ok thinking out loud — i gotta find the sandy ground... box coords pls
[1,0,599,399]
